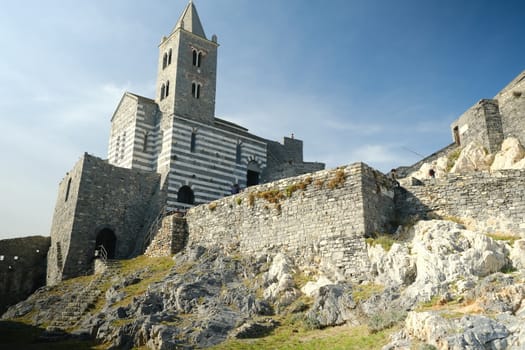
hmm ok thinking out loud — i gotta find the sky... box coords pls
[1,0,524,239]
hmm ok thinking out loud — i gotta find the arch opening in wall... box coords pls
[95,228,117,259]
[177,186,195,205]
[246,161,260,187]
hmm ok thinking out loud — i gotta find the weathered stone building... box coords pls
[451,70,525,152]
[46,1,323,285]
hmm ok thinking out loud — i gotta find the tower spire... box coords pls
[173,1,206,38]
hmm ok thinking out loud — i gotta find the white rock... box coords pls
[510,239,525,269]
[450,142,494,173]
[490,137,525,171]
[368,242,415,287]
[301,276,334,297]
[409,155,449,180]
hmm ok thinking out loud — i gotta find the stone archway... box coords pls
[177,185,195,204]
[246,161,260,187]
[95,228,117,259]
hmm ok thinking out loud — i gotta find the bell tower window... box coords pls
[168,49,172,65]
[162,53,168,69]
[192,49,202,67]
[165,80,170,97]
[192,82,201,99]
[160,84,166,100]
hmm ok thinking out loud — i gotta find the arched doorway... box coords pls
[246,161,260,187]
[177,185,195,204]
[95,228,117,259]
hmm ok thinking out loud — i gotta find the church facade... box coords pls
[46,1,323,285]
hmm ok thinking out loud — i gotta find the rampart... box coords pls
[47,153,161,285]
[0,236,50,315]
[185,163,395,281]
[397,169,525,235]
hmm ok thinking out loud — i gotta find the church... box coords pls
[46,1,323,284]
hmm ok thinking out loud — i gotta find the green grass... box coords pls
[209,324,394,350]
[352,284,384,303]
[446,147,463,172]
[366,235,396,252]
[486,232,520,246]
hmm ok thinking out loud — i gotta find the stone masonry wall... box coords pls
[396,169,525,236]
[47,154,161,285]
[496,70,525,145]
[0,236,50,315]
[145,215,188,257]
[451,99,504,153]
[185,163,395,281]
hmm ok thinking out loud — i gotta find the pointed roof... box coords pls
[173,1,206,39]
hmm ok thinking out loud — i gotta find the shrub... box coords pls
[366,235,396,252]
[367,309,406,333]
[446,148,462,172]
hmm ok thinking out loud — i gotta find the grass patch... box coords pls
[486,232,520,246]
[352,284,384,303]
[327,169,346,190]
[367,310,406,333]
[442,216,465,226]
[210,322,394,350]
[446,147,462,172]
[366,235,396,252]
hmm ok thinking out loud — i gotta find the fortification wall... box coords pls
[0,236,50,315]
[396,169,525,236]
[186,163,395,281]
[496,71,525,145]
[451,99,504,153]
[145,215,187,257]
[47,153,161,285]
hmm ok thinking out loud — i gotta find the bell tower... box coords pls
[156,1,218,124]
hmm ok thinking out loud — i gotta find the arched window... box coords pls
[177,186,195,204]
[190,131,196,152]
[192,83,201,99]
[192,49,202,67]
[168,49,172,65]
[235,142,242,164]
[65,178,72,202]
[160,84,166,101]
[162,53,168,69]
[192,49,197,66]
[165,80,170,97]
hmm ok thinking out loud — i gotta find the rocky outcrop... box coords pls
[491,137,525,171]
[450,142,494,173]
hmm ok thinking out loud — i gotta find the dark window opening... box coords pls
[192,49,197,66]
[143,133,149,152]
[235,142,242,164]
[177,186,195,204]
[453,126,461,146]
[65,178,72,202]
[190,132,196,152]
[168,49,172,65]
[197,52,202,67]
[160,84,166,101]
[162,53,168,69]
[192,49,202,67]
[192,83,201,99]
[165,80,170,97]
[95,228,117,259]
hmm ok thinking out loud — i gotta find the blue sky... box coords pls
[1,0,524,238]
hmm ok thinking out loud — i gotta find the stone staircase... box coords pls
[47,259,121,330]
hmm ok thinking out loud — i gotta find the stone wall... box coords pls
[145,215,188,257]
[496,70,525,145]
[262,137,325,183]
[0,236,50,315]
[185,163,395,281]
[396,169,525,236]
[47,153,161,285]
[396,143,457,179]
[451,99,504,153]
